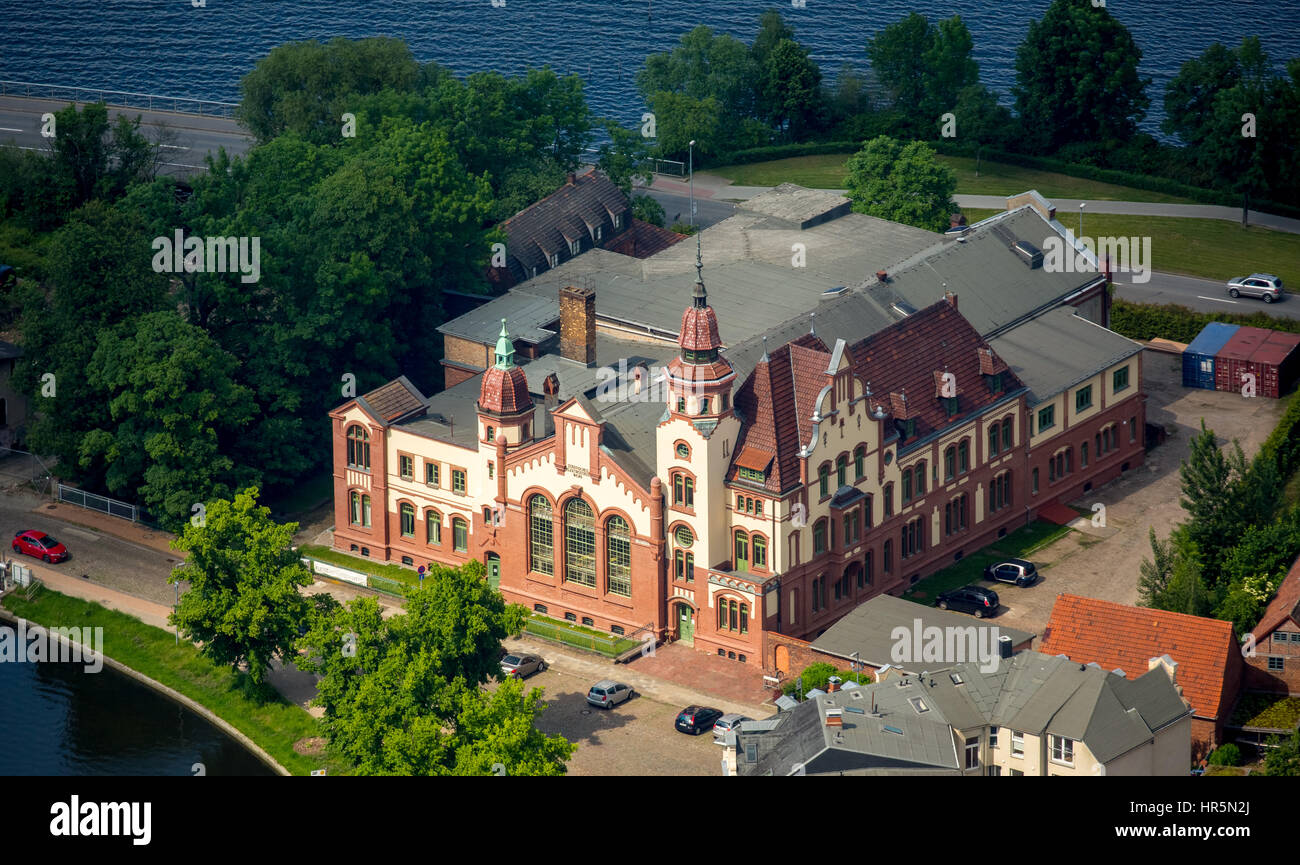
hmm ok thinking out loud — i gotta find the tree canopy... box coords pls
[843,136,957,232]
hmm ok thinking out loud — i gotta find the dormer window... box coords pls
[700,398,711,414]
[944,396,958,418]
[569,239,580,256]
[594,225,602,242]
[985,372,1003,394]
[898,418,916,440]
[614,212,623,230]
[548,253,559,268]
[738,466,766,483]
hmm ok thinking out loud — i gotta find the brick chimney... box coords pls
[944,290,958,311]
[566,171,576,186]
[559,285,596,366]
[827,676,841,693]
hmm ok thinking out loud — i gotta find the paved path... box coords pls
[672,172,1300,234]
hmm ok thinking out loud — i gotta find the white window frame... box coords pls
[1049,735,1075,767]
[1010,730,1024,758]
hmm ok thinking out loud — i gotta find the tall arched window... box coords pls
[400,503,415,537]
[836,454,848,487]
[350,491,361,525]
[564,498,596,587]
[813,519,827,555]
[362,494,371,527]
[346,425,370,470]
[916,460,927,495]
[426,510,441,544]
[452,517,468,552]
[944,445,956,480]
[853,445,866,480]
[606,516,631,597]
[674,525,695,583]
[752,535,767,570]
[1002,418,1013,452]
[819,464,830,497]
[528,495,554,575]
[988,425,1000,458]
[734,530,749,571]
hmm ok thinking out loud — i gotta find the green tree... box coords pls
[170,488,312,685]
[760,39,824,142]
[597,120,651,196]
[644,91,723,158]
[1012,0,1151,153]
[236,37,422,144]
[450,677,576,776]
[1138,527,1176,607]
[867,14,979,136]
[953,84,1014,175]
[843,136,957,232]
[1263,729,1300,776]
[1178,420,1251,577]
[82,312,258,530]
[632,193,666,228]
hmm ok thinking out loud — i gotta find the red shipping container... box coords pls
[1247,330,1300,399]
[1214,326,1271,394]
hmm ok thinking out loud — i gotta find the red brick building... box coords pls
[1244,556,1300,695]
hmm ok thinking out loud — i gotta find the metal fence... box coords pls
[57,484,139,522]
[0,80,239,118]
[0,447,52,495]
[524,615,640,658]
[651,158,686,177]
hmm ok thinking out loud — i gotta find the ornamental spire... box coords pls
[494,318,515,370]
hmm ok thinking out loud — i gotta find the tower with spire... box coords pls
[477,319,535,448]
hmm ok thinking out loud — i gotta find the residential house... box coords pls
[1244,555,1300,695]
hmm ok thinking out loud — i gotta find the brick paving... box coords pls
[621,641,773,712]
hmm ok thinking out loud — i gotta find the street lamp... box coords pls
[1078,201,1085,238]
[688,139,696,231]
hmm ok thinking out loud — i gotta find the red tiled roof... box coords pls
[1040,593,1237,720]
[1254,554,1300,638]
[889,391,916,420]
[730,334,831,493]
[502,168,628,279]
[362,379,425,423]
[847,300,1021,442]
[734,445,775,472]
[932,369,963,398]
[679,304,723,352]
[479,365,531,416]
[600,218,687,259]
[978,346,1008,375]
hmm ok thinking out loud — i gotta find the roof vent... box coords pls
[821,285,849,300]
[1012,240,1043,269]
[890,300,916,318]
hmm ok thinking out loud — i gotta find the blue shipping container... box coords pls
[1182,323,1240,389]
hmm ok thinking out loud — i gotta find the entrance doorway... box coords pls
[486,553,500,590]
[677,603,694,646]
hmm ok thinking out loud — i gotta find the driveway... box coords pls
[988,348,1286,639]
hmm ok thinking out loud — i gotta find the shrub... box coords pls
[1207,743,1243,766]
[781,661,870,697]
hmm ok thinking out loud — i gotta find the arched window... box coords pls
[400,503,415,537]
[854,445,866,480]
[753,535,767,569]
[1001,418,1013,452]
[426,510,441,544]
[350,491,361,525]
[902,467,913,503]
[819,464,830,498]
[836,454,848,487]
[673,525,696,583]
[813,519,828,555]
[528,495,554,575]
[486,426,495,442]
[958,439,970,473]
[362,495,371,527]
[564,498,596,587]
[916,461,927,496]
[606,516,631,597]
[452,516,468,553]
[684,477,694,508]
[988,425,1000,458]
[734,530,749,571]
[944,445,956,481]
[346,425,370,470]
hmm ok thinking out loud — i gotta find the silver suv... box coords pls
[1227,273,1284,303]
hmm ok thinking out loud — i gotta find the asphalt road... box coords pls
[0,487,179,606]
[1110,270,1300,321]
[0,95,252,175]
[640,186,737,231]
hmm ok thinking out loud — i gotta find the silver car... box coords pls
[712,713,753,743]
[586,680,633,709]
[1227,273,1284,303]
[500,653,546,679]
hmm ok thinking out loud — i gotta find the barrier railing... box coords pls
[0,80,239,118]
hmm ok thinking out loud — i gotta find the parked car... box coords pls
[983,558,1039,587]
[676,705,725,735]
[712,713,753,743]
[1227,273,1285,303]
[500,653,546,679]
[935,585,999,618]
[586,680,633,709]
[12,530,69,563]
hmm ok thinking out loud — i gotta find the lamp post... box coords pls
[1078,202,1085,238]
[688,139,696,231]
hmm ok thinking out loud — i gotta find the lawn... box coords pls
[709,153,1197,204]
[902,520,1074,602]
[2,588,350,776]
[961,209,1300,287]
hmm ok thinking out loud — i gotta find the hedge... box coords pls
[1110,298,1300,344]
[709,139,1300,221]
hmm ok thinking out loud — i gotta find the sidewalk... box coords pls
[35,500,180,557]
[15,558,175,630]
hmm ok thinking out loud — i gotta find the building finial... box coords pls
[810,311,816,336]
[494,318,515,370]
[760,336,769,363]
[692,231,707,308]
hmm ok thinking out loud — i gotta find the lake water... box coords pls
[0,622,275,776]
[4,0,1299,136]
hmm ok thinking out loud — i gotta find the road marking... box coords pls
[1196,295,1238,304]
[159,144,189,150]
[0,127,21,132]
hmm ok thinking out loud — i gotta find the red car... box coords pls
[12,530,69,563]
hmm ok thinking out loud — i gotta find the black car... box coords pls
[984,558,1039,587]
[675,706,724,735]
[935,585,999,618]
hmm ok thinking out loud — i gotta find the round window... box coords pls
[884,450,893,465]
[674,526,694,548]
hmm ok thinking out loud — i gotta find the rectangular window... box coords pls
[1050,735,1074,766]
[452,470,466,495]
[1130,417,1137,443]
[426,462,440,487]
[958,440,969,473]
[964,737,980,770]
[1031,468,1039,495]
[1037,405,1055,433]
[1002,421,1012,452]
[1113,366,1130,392]
[883,540,892,574]
[1268,656,1285,671]
[399,455,414,480]
[1075,385,1093,413]
[453,519,468,553]
[902,470,912,503]
[819,466,829,498]
[1011,730,1024,757]
[883,484,893,518]
[990,727,999,749]
[854,449,864,479]
[1081,442,1088,468]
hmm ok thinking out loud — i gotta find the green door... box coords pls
[486,553,501,590]
[678,603,694,646]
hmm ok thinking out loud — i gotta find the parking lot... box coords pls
[510,663,727,776]
[987,348,1287,637]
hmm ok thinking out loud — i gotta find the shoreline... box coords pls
[0,604,291,777]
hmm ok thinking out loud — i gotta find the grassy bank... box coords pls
[961,209,1299,286]
[710,154,1197,204]
[2,588,349,776]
